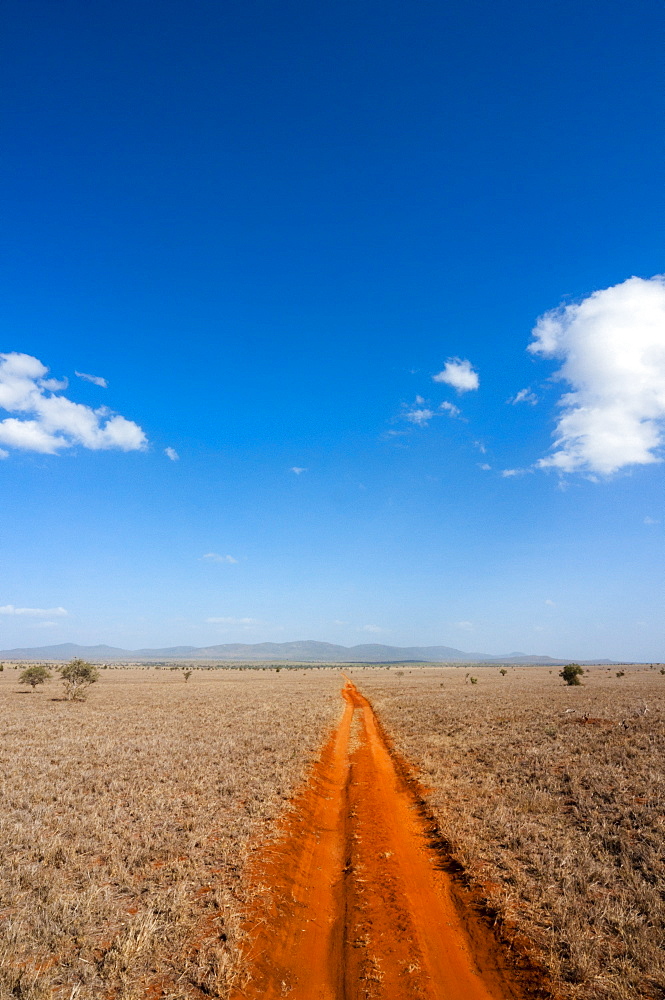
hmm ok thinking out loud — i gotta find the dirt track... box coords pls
[232,679,539,1000]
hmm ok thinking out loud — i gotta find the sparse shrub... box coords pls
[18,664,51,691]
[0,662,4,671]
[469,676,478,685]
[560,663,584,686]
[59,658,100,701]
[499,668,507,677]
[183,669,193,682]
[616,670,625,678]
[660,668,665,675]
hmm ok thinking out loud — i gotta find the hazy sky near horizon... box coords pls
[1,0,664,660]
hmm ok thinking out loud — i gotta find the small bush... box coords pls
[616,670,625,678]
[499,668,507,677]
[560,663,584,686]
[59,658,100,701]
[470,676,478,685]
[183,669,193,682]
[18,664,51,691]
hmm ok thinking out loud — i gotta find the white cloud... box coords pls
[359,624,384,634]
[473,440,487,454]
[644,516,659,525]
[0,604,68,617]
[75,371,108,388]
[529,275,665,475]
[440,401,461,418]
[501,468,524,477]
[455,620,474,630]
[164,447,179,461]
[508,387,538,405]
[41,377,69,391]
[478,462,491,471]
[201,553,238,564]
[333,619,349,625]
[405,407,434,426]
[433,358,479,392]
[291,466,307,474]
[0,353,146,455]
[206,616,259,625]
[0,449,7,459]
[545,599,556,606]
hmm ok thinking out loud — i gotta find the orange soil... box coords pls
[232,680,545,1000]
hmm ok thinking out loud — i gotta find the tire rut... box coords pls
[230,679,547,1000]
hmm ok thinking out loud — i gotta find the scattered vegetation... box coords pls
[182,668,193,682]
[18,664,51,691]
[560,662,584,685]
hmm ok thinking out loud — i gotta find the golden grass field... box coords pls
[0,666,341,1000]
[353,663,665,1000]
[1,663,663,1000]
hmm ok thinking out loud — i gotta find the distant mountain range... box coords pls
[0,640,615,664]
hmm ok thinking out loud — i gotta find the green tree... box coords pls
[19,664,51,691]
[59,658,100,701]
[183,669,193,682]
[560,663,584,686]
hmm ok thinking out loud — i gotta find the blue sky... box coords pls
[1,0,663,659]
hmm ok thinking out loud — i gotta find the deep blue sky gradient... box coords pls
[1,0,663,657]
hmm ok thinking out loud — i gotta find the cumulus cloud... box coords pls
[508,387,538,405]
[206,616,259,625]
[644,516,659,525]
[201,552,238,564]
[359,624,384,634]
[455,620,474,630]
[0,604,68,617]
[164,447,179,461]
[75,370,108,388]
[529,275,665,475]
[433,358,479,392]
[291,466,307,474]
[0,353,147,455]
[478,462,492,471]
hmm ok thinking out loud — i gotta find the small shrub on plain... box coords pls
[18,664,51,691]
[59,658,100,701]
[559,663,584,686]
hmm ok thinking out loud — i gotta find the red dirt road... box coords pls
[232,680,539,1000]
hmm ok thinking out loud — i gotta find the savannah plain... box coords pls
[0,663,663,1000]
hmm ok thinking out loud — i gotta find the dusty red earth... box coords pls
[231,679,550,1000]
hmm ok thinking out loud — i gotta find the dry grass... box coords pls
[0,666,342,1000]
[351,664,665,1000]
